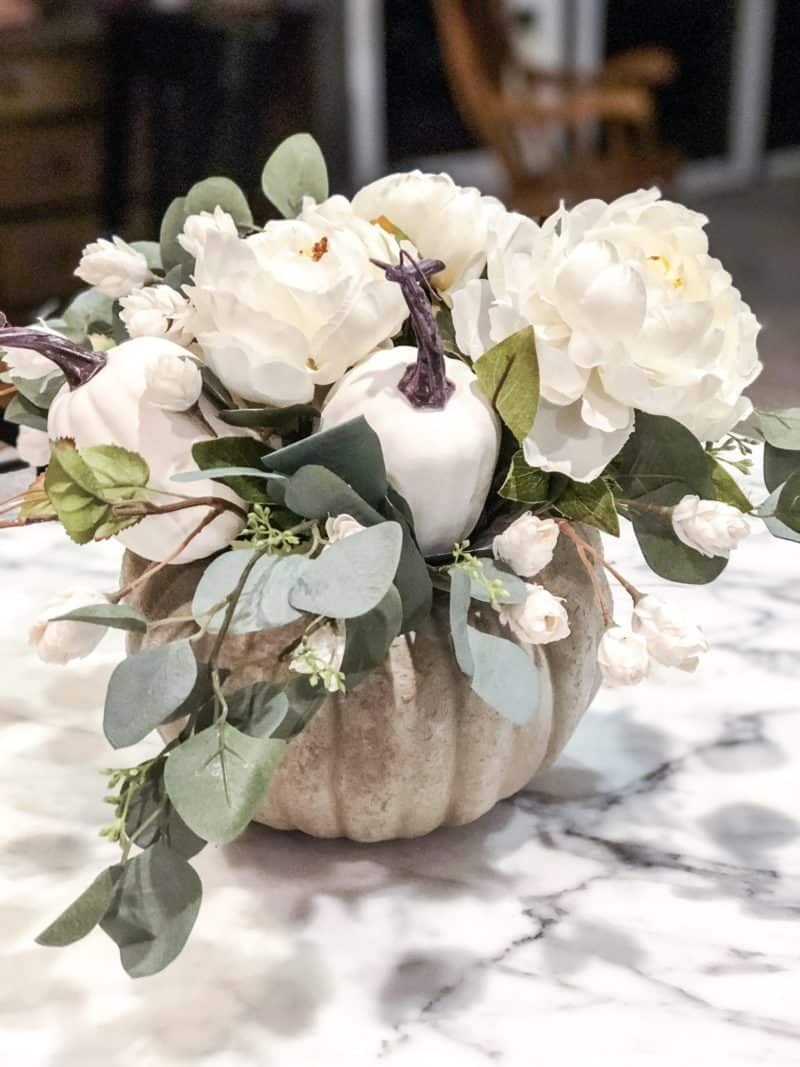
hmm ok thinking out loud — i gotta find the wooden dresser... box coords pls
[0,14,106,323]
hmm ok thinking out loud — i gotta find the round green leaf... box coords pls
[185,176,253,226]
[104,639,199,748]
[261,133,329,218]
[36,868,116,947]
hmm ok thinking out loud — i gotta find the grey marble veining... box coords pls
[1,461,799,1066]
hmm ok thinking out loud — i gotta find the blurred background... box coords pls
[0,0,797,431]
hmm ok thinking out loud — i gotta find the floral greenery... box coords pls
[0,132,796,978]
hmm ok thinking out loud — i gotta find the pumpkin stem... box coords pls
[372,252,455,409]
[0,313,107,390]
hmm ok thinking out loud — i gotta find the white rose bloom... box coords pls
[178,206,238,259]
[186,196,407,405]
[351,171,505,294]
[75,237,153,299]
[119,284,194,345]
[16,425,51,467]
[492,513,559,577]
[325,513,366,543]
[632,595,707,672]
[143,351,203,411]
[671,494,754,558]
[452,189,761,481]
[597,626,649,687]
[29,588,109,665]
[498,583,570,645]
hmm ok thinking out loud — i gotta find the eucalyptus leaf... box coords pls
[776,471,800,534]
[130,240,163,272]
[191,550,285,633]
[36,868,116,947]
[448,568,474,675]
[63,288,115,336]
[341,586,403,686]
[225,683,290,738]
[262,132,329,218]
[474,326,538,444]
[100,842,201,978]
[758,485,800,543]
[160,196,191,273]
[5,392,48,432]
[217,403,320,430]
[280,675,327,738]
[499,451,551,505]
[381,498,432,633]
[557,478,619,536]
[11,371,65,410]
[164,723,286,843]
[172,466,277,484]
[764,443,800,493]
[104,639,199,748]
[185,176,253,226]
[289,521,403,619]
[257,554,311,628]
[263,417,388,507]
[192,437,271,501]
[52,602,147,633]
[758,408,800,451]
[282,464,384,525]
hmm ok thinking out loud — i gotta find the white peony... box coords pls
[186,196,407,405]
[492,513,559,577]
[325,513,366,543]
[671,494,754,558]
[498,583,570,645]
[16,425,51,467]
[351,170,505,294]
[178,206,238,259]
[597,626,649,686]
[632,595,707,672]
[29,587,109,665]
[119,284,194,345]
[143,351,203,411]
[75,237,153,299]
[453,188,761,481]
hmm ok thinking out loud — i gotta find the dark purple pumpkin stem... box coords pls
[0,312,107,390]
[372,251,455,409]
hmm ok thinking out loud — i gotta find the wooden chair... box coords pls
[432,0,681,217]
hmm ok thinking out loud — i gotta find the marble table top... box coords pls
[2,463,799,1066]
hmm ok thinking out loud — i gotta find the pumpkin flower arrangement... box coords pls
[2,134,798,978]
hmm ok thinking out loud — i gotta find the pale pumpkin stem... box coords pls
[371,251,455,409]
[0,313,107,389]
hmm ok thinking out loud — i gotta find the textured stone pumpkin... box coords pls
[122,530,608,842]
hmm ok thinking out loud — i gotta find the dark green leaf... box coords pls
[282,464,384,525]
[764,443,800,493]
[36,868,116,947]
[172,466,277,485]
[758,408,800,450]
[381,497,432,633]
[104,639,199,748]
[164,723,286,843]
[289,521,403,618]
[225,683,290,738]
[279,675,327,738]
[341,586,403,686]
[5,393,48,432]
[557,478,619,536]
[52,602,147,633]
[199,364,235,409]
[474,326,538,444]
[217,403,320,430]
[192,437,271,502]
[262,132,329,218]
[614,412,714,500]
[758,485,800,543]
[776,471,800,534]
[100,842,201,978]
[263,417,388,507]
[499,451,551,505]
[708,457,752,511]
[185,176,253,227]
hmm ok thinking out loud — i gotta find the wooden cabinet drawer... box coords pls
[0,121,103,210]
[0,52,102,122]
[0,214,101,309]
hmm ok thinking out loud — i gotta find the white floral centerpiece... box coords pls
[2,133,795,979]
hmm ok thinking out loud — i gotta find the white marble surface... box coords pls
[2,471,800,1066]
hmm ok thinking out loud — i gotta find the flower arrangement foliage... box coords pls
[2,132,797,977]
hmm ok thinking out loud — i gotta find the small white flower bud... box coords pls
[492,513,559,577]
[325,513,366,544]
[75,237,153,299]
[178,206,238,260]
[632,595,708,672]
[119,284,194,345]
[143,351,203,412]
[498,583,570,646]
[597,626,649,687]
[29,588,109,665]
[671,494,753,558]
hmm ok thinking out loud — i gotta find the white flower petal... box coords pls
[523,399,634,482]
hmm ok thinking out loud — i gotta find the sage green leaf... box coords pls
[289,521,403,619]
[758,485,800,543]
[52,602,147,633]
[217,403,320,430]
[776,471,800,534]
[614,412,714,499]
[466,560,527,605]
[45,441,110,544]
[160,196,191,273]
[165,723,286,843]
[764,443,800,493]
[708,457,752,511]
[631,483,727,584]
[225,683,290,738]
[192,436,271,501]
[5,393,48,432]
[557,478,620,536]
[36,868,116,947]
[382,498,432,633]
[280,675,327,738]
[100,842,201,978]
[11,371,65,410]
[257,554,310,628]
[474,326,538,443]
[467,627,540,725]
[172,466,276,484]
[185,176,253,227]
[499,451,551,505]
[63,288,115,336]
[448,568,474,675]
[80,444,150,502]
[341,586,403,685]
[262,132,329,218]
[130,240,163,271]
[263,417,388,507]
[191,550,285,633]
[199,364,235,409]
[163,808,206,860]
[758,408,800,450]
[283,464,383,525]
[104,639,199,748]
[124,780,206,859]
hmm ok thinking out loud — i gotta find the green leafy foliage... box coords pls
[5,392,48,432]
[225,683,290,738]
[63,288,115,338]
[262,133,329,218]
[341,586,403,686]
[557,478,620,536]
[11,372,65,410]
[192,550,307,633]
[474,327,539,444]
[630,484,727,584]
[36,869,116,947]
[164,723,286,844]
[757,485,800,543]
[130,240,162,271]
[764,444,800,493]
[192,436,271,502]
[217,403,319,431]
[499,451,551,505]
[708,457,752,511]
[80,445,150,502]
[160,196,193,274]
[52,602,147,633]
[282,464,383,525]
[289,522,403,618]
[100,842,202,978]
[104,639,199,748]
[758,408,800,450]
[185,176,253,227]
[775,471,800,534]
